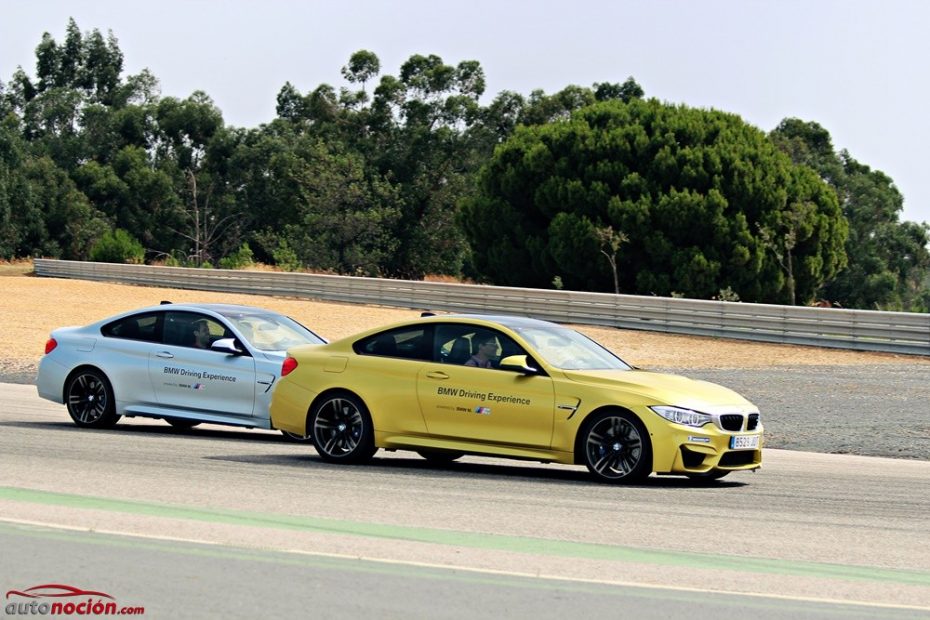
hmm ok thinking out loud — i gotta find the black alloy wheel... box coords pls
[581,411,651,483]
[65,369,119,429]
[310,393,376,463]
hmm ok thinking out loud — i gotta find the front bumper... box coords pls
[654,422,764,474]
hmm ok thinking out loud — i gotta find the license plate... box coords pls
[730,435,760,450]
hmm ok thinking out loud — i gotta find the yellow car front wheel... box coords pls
[580,411,651,484]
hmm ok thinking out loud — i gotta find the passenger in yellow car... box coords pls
[465,335,496,368]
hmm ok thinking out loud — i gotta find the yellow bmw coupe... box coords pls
[270,314,763,483]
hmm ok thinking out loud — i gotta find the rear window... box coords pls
[354,326,431,361]
[102,312,161,343]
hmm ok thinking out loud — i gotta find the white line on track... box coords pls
[2,516,927,614]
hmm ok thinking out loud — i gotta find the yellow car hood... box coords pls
[561,369,757,413]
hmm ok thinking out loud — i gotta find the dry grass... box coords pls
[0,259,35,276]
[3,268,925,376]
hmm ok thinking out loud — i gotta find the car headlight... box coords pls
[650,405,712,428]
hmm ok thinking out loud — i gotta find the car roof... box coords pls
[109,302,285,320]
[339,314,560,342]
[324,313,565,349]
[188,303,283,316]
[422,314,559,329]
[153,302,272,312]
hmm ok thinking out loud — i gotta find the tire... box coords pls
[65,369,120,429]
[166,418,201,430]
[580,411,651,483]
[416,449,465,463]
[281,430,311,442]
[310,392,376,463]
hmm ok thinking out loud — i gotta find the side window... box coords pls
[436,324,526,369]
[102,312,161,343]
[163,312,227,350]
[354,326,431,361]
[437,324,477,364]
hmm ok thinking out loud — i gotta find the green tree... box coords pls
[59,18,84,88]
[20,156,109,259]
[77,28,124,104]
[518,85,596,126]
[594,225,628,294]
[594,78,645,103]
[73,145,179,253]
[341,50,380,91]
[150,92,243,264]
[279,144,400,275]
[771,119,930,310]
[274,50,495,278]
[369,54,489,277]
[226,120,401,274]
[2,20,203,263]
[4,67,37,112]
[275,82,307,122]
[0,118,31,258]
[462,99,847,303]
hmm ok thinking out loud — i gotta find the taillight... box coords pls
[281,357,298,376]
[44,338,58,354]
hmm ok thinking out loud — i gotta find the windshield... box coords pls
[513,325,631,370]
[219,311,325,352]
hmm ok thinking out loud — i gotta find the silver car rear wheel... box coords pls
[65,369,119,429]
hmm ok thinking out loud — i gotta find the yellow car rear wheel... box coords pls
[310,392,377,463]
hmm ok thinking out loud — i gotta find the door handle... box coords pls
[425,371,449,380]
[155,351,174,359]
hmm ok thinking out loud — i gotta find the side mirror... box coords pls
[211,337,245,356]
[498,354,537,375]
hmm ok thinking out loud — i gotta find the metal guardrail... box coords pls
[33,259,930,356]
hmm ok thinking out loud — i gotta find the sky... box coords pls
[3,0,929,225]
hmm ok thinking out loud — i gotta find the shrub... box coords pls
[272,240,301,272]
[90,229,145,264]
[218,243,254,270]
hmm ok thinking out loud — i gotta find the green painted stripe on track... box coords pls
[2,486,928,587]
[6,522,925,618]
